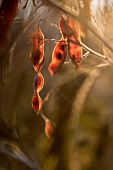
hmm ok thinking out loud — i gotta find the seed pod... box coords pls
[32,90,42,112]
[67,16,83,64]
[48,37,67,76]
[45,119,55,138]
[31,26,45,112]
[33,73,38,90]
[30,26,45,72]
[37,72,44,92]
[59,16,83,65]
[68,35,82,64]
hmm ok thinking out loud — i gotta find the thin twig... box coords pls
[39,110,48,122]
[39,18,60,30]
[93,62,110,69]
[30,37,66,44]
[56,88,72,104]
[82,51,90,60]
[80,41,113,63]
[42,80,72,104]
[91,12,103,37]
[42,78,75,107]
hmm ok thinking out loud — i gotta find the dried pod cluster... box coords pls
[30,15,84,112]
[30,15,84,137]
[48,15,83,75]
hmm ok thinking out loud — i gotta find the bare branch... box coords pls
[80,42,113,63]
[39,18,60,30]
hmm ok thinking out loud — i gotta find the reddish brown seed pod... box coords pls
[37,72,44,92]
[45,119,55,138]
[33,73,38,90]
[32,91,39,112]
[33,72,44,92]
[37,95,43,111]
[67,16,81,41]
[30,26,45,72]
[31,27,44,50]
[32,91,38,112]
[32,72,44,112]
[31,26,45,112]
[32,90,42,112]
[48,37,67,76]
[67,16,83,64]
[59,15,83,65]
[68,35,82,64]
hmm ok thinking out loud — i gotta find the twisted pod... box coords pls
[30,26,44,112]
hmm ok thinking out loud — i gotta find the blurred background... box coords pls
[0,0,113,170]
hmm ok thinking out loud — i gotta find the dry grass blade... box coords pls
[0,139,40,169]
[68,68,101,170]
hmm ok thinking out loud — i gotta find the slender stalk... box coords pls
[68,69,101,170]
[39,18,60,30]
